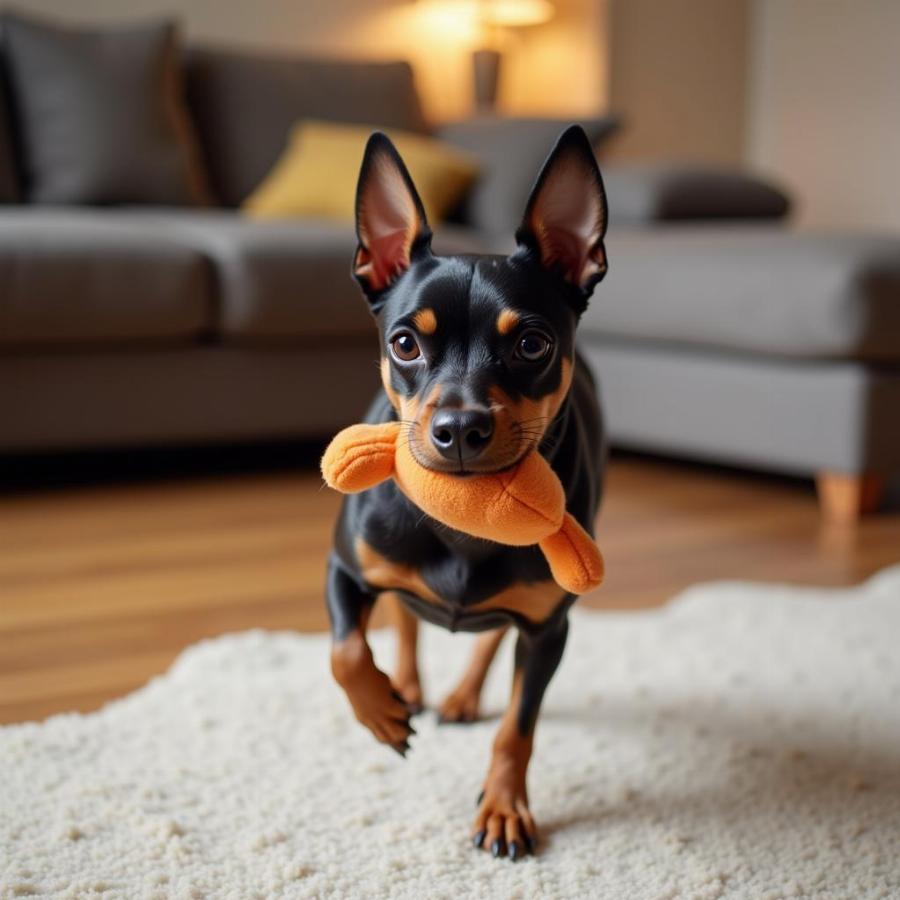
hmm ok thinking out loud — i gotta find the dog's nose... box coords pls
[430,408,494,462]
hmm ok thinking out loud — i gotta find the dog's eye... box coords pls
[515,330,552,363]
[390,331,421,362]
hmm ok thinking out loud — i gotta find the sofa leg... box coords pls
[816,472,885,524]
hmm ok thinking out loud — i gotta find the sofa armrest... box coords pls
[602,164,791,225]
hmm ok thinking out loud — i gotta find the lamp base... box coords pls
[472,48,501,113]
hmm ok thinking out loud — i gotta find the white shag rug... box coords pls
[3,569,900,900]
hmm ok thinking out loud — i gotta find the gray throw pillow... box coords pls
[2,13,210,205]
[602,165,791,225]
[438,116,619,234]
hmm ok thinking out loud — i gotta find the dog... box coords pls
[325,125,608,860]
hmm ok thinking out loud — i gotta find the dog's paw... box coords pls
[472,783,537,861]
[352,672,417,756]
[436,685,481,724]
[332,638,416,756]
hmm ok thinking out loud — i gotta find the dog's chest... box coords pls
[354,534,563,631]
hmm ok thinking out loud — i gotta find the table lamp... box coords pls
[473,0,555,112]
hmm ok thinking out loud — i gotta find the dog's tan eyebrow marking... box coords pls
[412,308,437,335]
[496,308,520,335]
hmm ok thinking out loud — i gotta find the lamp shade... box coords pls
[480,0,554,28]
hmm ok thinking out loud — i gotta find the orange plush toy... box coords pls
[321,421,604,595]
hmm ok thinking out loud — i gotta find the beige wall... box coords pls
[603,0,750,165]
[746,0,900,230]
[9,0,608,123]
[603,0,900,230]
[500,0,608,116]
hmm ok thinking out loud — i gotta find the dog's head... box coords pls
[352,125,608,476]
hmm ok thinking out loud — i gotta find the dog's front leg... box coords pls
[472,610,570,860]
[326,557,415,756]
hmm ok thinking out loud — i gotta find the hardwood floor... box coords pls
[1,449,898,725]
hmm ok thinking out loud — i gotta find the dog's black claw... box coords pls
[491,838,504,858]
[406,723,417,736]
[524,832,536,854]
[475,790,484,807]
[509,841,521,861]
[472,829,486,848]
[391,741,410,759]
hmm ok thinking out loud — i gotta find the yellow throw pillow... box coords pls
[243,120,479,225]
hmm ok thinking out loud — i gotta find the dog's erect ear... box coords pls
[515,125,608,299]
[353,132,432,299]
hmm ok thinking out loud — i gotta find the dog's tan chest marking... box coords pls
[356,535,564,624]
[471,580,565,624]
[355,538,442,605]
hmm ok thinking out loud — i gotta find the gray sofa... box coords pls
[581,229,900,522]
[1,38,898,523]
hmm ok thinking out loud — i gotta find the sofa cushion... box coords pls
[0,211,211,348]
[1,13,210,206]
[185,48,428,208]
[143,211,487,342]
[579,228,900,362]
[437,116,619,235]
[602,165,791,225]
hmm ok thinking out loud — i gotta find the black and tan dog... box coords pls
[326,125,608,860]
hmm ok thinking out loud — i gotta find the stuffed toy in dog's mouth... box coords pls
[321,421,604,595]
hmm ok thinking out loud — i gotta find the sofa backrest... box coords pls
[184,46,428,208]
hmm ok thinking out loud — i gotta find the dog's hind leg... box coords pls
[385,591,424,714]
[437,626,509,724]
